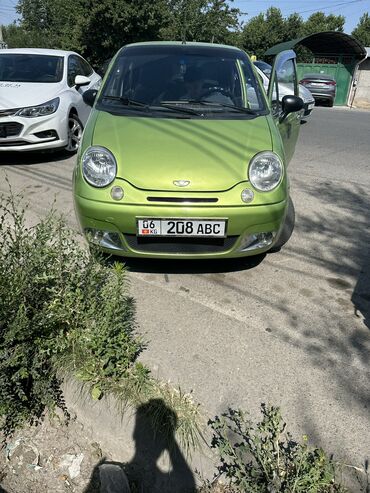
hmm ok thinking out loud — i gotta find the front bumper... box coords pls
[74,191,288,259]
[0,111,68,151]
[303,100,315,117]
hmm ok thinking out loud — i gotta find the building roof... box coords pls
[265,32,367,59]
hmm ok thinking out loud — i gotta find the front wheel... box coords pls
[269,197,295,253]
[65,113,83,153]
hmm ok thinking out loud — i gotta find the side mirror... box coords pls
[83,88,98,107]
[280,95,304,122]
[75,75,90,88]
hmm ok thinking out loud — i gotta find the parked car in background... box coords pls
[299,73,337,107]
[253,61,315,120]
[0,48,101,152]
[73,43,304,260]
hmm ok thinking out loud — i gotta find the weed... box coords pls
[208,404,347,493]
[0,190,143,437]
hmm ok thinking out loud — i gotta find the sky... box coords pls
[0,0,369,32]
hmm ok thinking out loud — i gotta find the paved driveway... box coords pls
[1,107,369,483]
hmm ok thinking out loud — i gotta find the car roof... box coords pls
[0,48,79,57]
[303,73,335,80]
[123,41,242,52]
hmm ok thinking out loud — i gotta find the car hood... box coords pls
[0,81,63,110]
[92,112,272,192]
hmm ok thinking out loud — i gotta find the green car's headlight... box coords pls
[249,151,283,192]
[82,146,117,188]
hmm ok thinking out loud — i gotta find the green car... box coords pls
[73,42,303,259]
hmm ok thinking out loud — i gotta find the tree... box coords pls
[240,7,288,59]
[12,0,242,66]
[285,13,304,40]
[2,24,49,48]
[79,0,171,65]
[15,0,85,51]
[352,12,370,47]
[302,12,345,35]
[159,0,241,44]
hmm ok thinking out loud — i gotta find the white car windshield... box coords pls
[0,54,64,83]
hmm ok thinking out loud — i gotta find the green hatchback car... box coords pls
[73,42,303,259]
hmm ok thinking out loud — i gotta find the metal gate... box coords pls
[297,56,356,106]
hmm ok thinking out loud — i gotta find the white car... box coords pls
[0,48,101,152]
[253,61,315,120]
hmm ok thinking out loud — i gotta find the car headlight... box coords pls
[16,97,60,118]
[82,146,117,188]
[249,151,283,192]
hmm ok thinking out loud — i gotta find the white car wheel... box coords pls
[66,114,83,153]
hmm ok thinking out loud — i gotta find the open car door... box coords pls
[267,50,302,164]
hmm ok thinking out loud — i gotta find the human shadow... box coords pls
[84,399,196,493]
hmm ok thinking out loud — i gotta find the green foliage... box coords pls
[302,12,344,36]
[7,0,241,66]
[239,7,345,59]
[240,7,288,59]
[352,13,370,47]
[209,404,346,493]
[0,190,143,437]
[159,0,241,44]
[1,24,49,48]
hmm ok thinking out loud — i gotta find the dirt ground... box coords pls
[0,413,105,493]
[0,414,230,493]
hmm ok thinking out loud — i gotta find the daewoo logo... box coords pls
[173,180,190,187]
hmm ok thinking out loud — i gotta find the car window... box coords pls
[0,54,64,83]
[68,55,87,86]
[78,57,93,77]
[270,77,280,116]
[277,59,297,97]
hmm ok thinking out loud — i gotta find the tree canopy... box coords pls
[1,2,367,66]
[352,13,370,47]
[4,0,241,65]
[239,7,345,59]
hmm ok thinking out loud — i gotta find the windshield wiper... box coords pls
[158,102,204,116]
[162,100,258,115]
[101,96,150,109]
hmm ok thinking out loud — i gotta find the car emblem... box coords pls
[173,180,190,187]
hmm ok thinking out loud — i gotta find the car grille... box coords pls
[124,234,238,254]
[0,122,23,138]
[0,140,29,147]
[0,108,19,117]
[146,197,218,203]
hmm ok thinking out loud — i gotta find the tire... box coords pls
[269,196,295,253]
[65,113,83,153]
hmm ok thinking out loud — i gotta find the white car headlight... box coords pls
[249,151,283,192]
[82,146,117,188]
[16,97,60,118]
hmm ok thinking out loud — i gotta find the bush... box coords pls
[0,191,143,437]
[208,404,346,493]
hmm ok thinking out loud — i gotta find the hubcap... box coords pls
[66,116,82,152]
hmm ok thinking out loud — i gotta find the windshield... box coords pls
[254,61,272,77]
[99,45,266,117]
[0,54,64,83]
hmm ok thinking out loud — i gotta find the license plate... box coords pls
[137,218,226,237]
[308,103,314,109]
[310,82,325,86]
